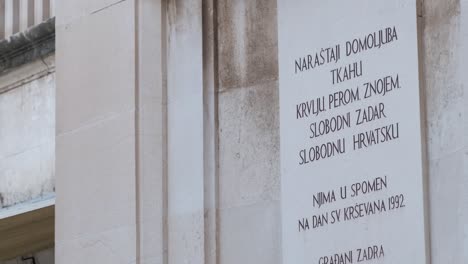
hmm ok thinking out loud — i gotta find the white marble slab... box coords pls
[278,1,428,263]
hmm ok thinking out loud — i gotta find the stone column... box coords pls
[216,1,281,263]
[56,0,168,263]
[165,0,205,263]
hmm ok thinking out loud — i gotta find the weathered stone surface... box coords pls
[219,200,280,264]
[0,73,55,208]
[0,18,55,75]
[218,81,280,209]
[422,0,462,160]
[217,2,280,263]
[218,0,278,90]
[428,151,464,264]
[166,1,205,264]
[421,0,467,263]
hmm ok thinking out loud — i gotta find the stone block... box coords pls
[219,200,281,264]
[56,0,134,134]
[218,81,280,209]
[218,0,278,90]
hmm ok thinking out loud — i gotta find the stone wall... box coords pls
[55,0,137,262]
[0,55,55,208]
[420,0,467,263]
[217,1,280,263]
[55,0,467,263]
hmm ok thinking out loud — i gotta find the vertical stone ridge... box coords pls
[162,1,169,263]
[134,0,141,263]
[214,1,220,263]
[202,0,220,263]
[135,1,169,263]
[459,0,465,258]
[416,1,432,263]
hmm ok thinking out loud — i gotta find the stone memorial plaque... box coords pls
[278,1,428,263]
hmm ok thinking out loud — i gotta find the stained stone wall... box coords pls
[420,0,468,263]
[0,56,55,208]
[217,1,280,263]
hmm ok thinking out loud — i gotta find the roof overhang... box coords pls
[0,196,55,260]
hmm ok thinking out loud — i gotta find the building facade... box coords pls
[0,0,55,263]
[0,0,467,263]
